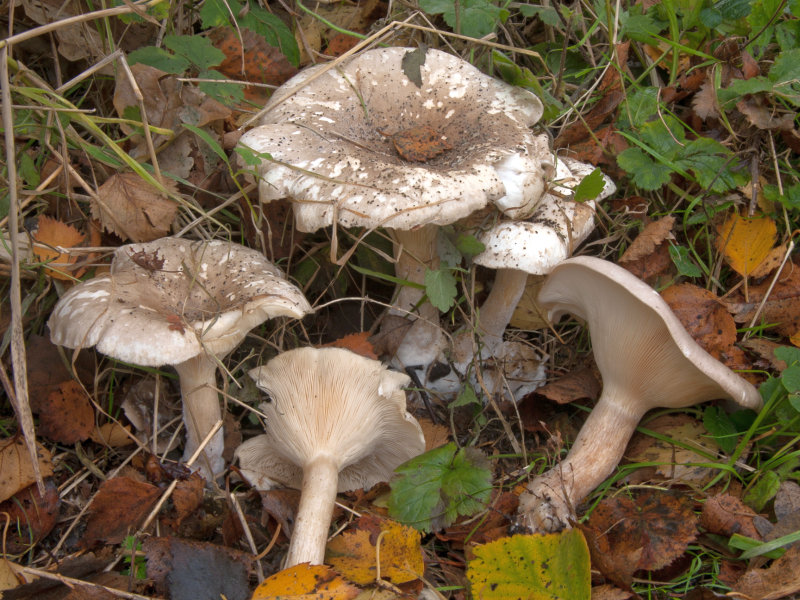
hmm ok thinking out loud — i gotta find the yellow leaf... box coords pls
[0,438,54,502]
[251,564,360,600]
[510,275,549,330]
[326,520,424,586]
[32,215,85,281]
[90,423,135,448]
[0,558,22,591]
[717,212,777,278]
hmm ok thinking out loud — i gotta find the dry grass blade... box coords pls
[18,567,158,599]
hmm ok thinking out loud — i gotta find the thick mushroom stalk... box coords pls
[235,347,426,567]
[49,237,311,482]
[517,257,762,533]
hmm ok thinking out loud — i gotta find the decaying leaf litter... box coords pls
[1,0,800,597]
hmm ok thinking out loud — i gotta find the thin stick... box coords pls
[119,53,162,186]
[1,47,44,495]
[255,523,281,560]
[138,419,224,533]
[55,49,123,94]
[231,493,265,582]
[18,567,157,600]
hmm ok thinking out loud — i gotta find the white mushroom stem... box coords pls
[173,354,225,481]
[286,454,340,567]
[519,387,647,533]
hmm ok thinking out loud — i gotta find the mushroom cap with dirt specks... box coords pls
[239,47,550,231]
[235,346,426,492]
[539,256,763,412]
[48,237,312,366]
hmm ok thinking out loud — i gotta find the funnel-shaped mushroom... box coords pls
[518,257,762,532]
[239,46,549,386]
[49,238,311,480]
[235,347,425,566]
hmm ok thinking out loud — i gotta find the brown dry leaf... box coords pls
[295,0,382,64]
[591,584,634,600]
[369,315,414,357]
[693,78,721,121]
[775,481,800,520]
[510,274,548,330]
[322,332,378,360]
[586,490,699,572]
[166,473,205,529]
[528,363,600,405]
[0,558,22,592]
[31,215,86,281]
[738,97,796,131]
[208,27,297,105]
[252,564,360,600]
[716,211,778,278]
[700,494,762,540]
[92,173,178,242]
[621,242,673,283]
[90,422,135,447]
[260,489,302,537]
[32,380,94,445]
[438,491,519,544]
[20,0,105,62]
[0,437,54,502]
[750,242,788,279]
[740,339,789,371]
[731,546,800,600]
[327,31,364,57]
[326,518,423,585]
[562,125,629,177]
[80,477,161,547]
[620,216,675,263]
[579,521,641,590]
[661,283,737,359]
[644,41,691,75]
[0,479,61,554]
[385,125,453,162]
[418,418,450,451]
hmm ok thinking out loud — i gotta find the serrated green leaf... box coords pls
[775,346,800,366]
[747,0,782,57]
[200,0,242,28]
[573,168,605,203]
[617,148,673,190]
[743,470,781,512]
[467,531,591,600]
[453,384,480,407]
[703,406,738,454]
[420,0,502,38]
[730,408,759,433]
[128,46,191,73]
[669,245,702,277]
[234,146,264,167]
[618,87,659,128]
[18,153,39,188]
[437,228,462,268]
[241,6,300,67]
[776,21,800,51]
[388,443,493,532]
[640,117,683,159]
[425,267,457,312]
[782,365,800,393]
[164,35,226,71]
[520,4,561,26]
[622,13,661,38]
[715,0,751,20]
[198,69,245,106]
[675,137,745,193]
[699,7,723,27]
[455,234,485,257]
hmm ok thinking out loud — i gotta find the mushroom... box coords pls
[238,46,550,385]
[234,346,425,566]
[48,237,311,481]
[516,256,762,533]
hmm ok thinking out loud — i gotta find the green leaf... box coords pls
[351,264,426,289]
[128,46,191,73]
[18,153,39,187]
[618,87,659,128]
[622,13,661,38]
[453,383,481,407]
[198,69,245,107]
[419,0,503,38]
[234,146,264,167]
[699,7,723,27]
[617,148,673,190]
[573,168,605,202]
[669,245,702,277]
[729,533,785,559]
[437,227,462,268]
[183,124,229,165]
[775,346,800,366]
[675,137,745,193]
[388,443,493,532]
[467,531,591,600]
[715,0,751,20]
[520,4,561,26]
[455,233,485,257]
[776,21,800,51]
[425,267,458,312]
[200,0,242,28]
[782,365,800,393]
[639,117,684,159]
[743,470,781,512]
[739,529,800,559]
[241,6,300,67]
[703,406,738,454]
[492,51,562,120]
[730,408,759,433]
[747,0,782,57]
[401,45,428,87]
[164,35,226,71]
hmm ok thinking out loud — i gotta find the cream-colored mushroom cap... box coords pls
[235,346,425,492]
[239,47,548,230]
[539,256,762,411]
[48,237,312,366]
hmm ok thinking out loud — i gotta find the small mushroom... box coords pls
[235,346,425,566]
[517,256,762,533]
[48,238,311,481]
[239,46,550,385]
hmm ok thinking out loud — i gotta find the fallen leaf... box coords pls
[260,488,302,537]
[700,494,762,540]
[731,546,800,600]
[20,0,105,62]
[251,564,360,600]
[0,558,22,592]
[527,363,601,405]
[80,477,161,547]
[92,173,178,242]
[295,0,382,64]
[751,242,788,279]
[740,339,789,371]
[383,125,452,162]
[619,216,675,263]
[579,520,642,590]
[31,215,86,281]
[369,315,414,357]
[418,418,450,451]
[693,78,721,121]
[716,211,778,278]
[644,40,691,75]
[144,536,253,600]
[738,96,795,131]
[326,518,424,585]
[327,31,364,57]
[0,479,61,553]
[509,274,548,330]
[467,531,591,600]
[438,491,519,544]
[321,332,378,360]
[32,380,94,445]
[775,481,800,520]
[620,242,673,283]
[90,422,136,448]
[0,437,54,502]
[164,473,205,530]
[585,490,699,572]
[661,283,737,359]
[591,584,634,600]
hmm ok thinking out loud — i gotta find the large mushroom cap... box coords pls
[235,346,425,492]
[239,47,549,231]
[49,237,312,366]
[539,256,762,411]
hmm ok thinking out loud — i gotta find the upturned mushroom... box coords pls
[48,237,311,481]
[238,46,550,385]
[517,256,762,533]
[235,346,425,566]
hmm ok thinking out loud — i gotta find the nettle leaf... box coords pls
[128,46,191,73]
[703,406,738,455]
[573,168,605,202]
[164,35,226,71]
[201,0,241,28]
[669,245,702,277]
[388,443,492,532]
[241,6,300,67]
[425,267,458,312]
[743,470,781,512]
[617,148,673,190]
[520,4,561,26]
[455,233,485,257]
[675,137,746,193]
[419,0,503,38]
